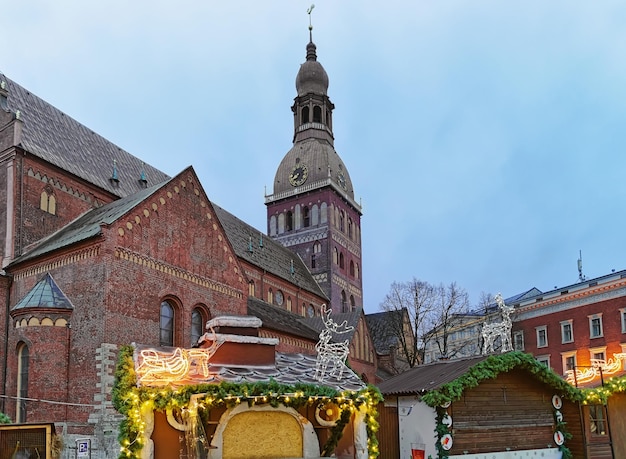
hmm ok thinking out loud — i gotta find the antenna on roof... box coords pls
[577,250,586,282]
[307,4,315,42]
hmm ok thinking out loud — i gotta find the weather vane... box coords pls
[307,4,315,40]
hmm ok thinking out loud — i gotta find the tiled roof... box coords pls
[2,74,170,197]
[134,343,366,392]
[365,310,404,355]
[12,273,74,311]
[377,355,491,395]
[9,179,170,266]
[248,298,320,341]
[213,204,327,299]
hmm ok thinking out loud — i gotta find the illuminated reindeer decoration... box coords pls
[481,293,514,354]
[314,304,354,381]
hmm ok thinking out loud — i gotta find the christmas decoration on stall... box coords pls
[112,345,382,459]
[481,293,514,354]
[314,304,354,382]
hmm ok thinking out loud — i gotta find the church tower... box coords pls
[265,24,363,315]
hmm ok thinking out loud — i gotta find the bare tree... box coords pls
[379,278,439,368]
[428,282,471,360]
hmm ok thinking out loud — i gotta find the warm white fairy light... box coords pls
[314,304,354,381]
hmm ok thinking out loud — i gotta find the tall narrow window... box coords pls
[350,295,355,311]
[302,106,310,123]
[561,320,573,343]
[339,252,345,269]
[303,206,310,227]
[313,105,322,123]
[589,314,603,338]
[536,325,548,348]
[191,308,207,346]
[286,211,293,231]
[160,300,175,347]
[17,343,29,423]
[349,260,355,277]
[513,331,524,351]
[40,188,57,215]
[341,290,347,313]
[249,280,256,297]
[589,405,607,436]
[348,218,353,239]
[339,211,345,232]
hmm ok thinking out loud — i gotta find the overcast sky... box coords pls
[4,1,626,312]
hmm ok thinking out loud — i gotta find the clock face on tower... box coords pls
[289,164,308,187]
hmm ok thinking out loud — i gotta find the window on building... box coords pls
[248,280,255,297]
[621,308,626,333]
[191,307,208,346]
[536,325,548,348]
[160,300,175,347]
[355,263,360,280]
[590,347,607,364]
[267,288,273,305]
[302,106,309,123]
[339,252,345,269]
[589,405,607,436]
[348,218,353,239]
[341,290,347,313]
[40,188,57,215]
[275,290,284,306]
[286,211,293,231]
[561,320,573,343]
[349,260,355,277]
[562,352,577,375]
[350,295,355,311]
[313,105,322,123]
[333,247,338,264]
[311,254,316,269]
[303,206,310,227]
[287,297,292,312]
[589,314,603,338]
[513,331,524,351]
[536,355,550,368]
[16,343,29,423]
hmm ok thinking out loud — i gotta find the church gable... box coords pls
[107,167,247,297]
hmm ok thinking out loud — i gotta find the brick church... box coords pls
[0,31,376,456]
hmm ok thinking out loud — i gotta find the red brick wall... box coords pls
[513,293,626,375]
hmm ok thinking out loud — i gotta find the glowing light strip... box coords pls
[135,341,223,386]
[565,353,626,384]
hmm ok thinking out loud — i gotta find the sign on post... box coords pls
[76,439,91,459]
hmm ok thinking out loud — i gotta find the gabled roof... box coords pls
[365,309,405,355]
[247,297,320,341]
[1,74,170,197]
[377,351,581,406]
[9,179,170,266]
[12,273,74,311]
[304,308,362,343]
[213,204,327,299]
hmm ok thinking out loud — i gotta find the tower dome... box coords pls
[295,42,329,96]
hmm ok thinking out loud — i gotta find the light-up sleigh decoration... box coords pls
[314,304,354,381]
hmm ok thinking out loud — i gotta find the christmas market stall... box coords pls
[113,315,381,459]
[377,352,584,459]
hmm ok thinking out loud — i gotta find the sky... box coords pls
[4,1,626,313]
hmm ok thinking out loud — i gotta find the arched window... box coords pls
[355,263,360,280]
[287,297,292,312]
[313,106,322,123]
[303,206,310,227]
[160,300,175,347]
[349,260,355,277]
[348,218,353,239]
[40,188,56,215]
[249,280,256,297]
[314,241,322,254]
[277,213,285,234]
[326,109,332,129]
[302,106,310,123]
[286,211,293,231]
[17,342,29,423]
[341,291,348,313]
[320,202,328,224]
[267,288,273,304]
[311,204,319,225]
[333,247,339,265]
[191,307,208,346]
[339,211,345,232]
[350,295,356,311]
[269,215,277,236]
[339,252,345,269]
[311,253,316,269]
